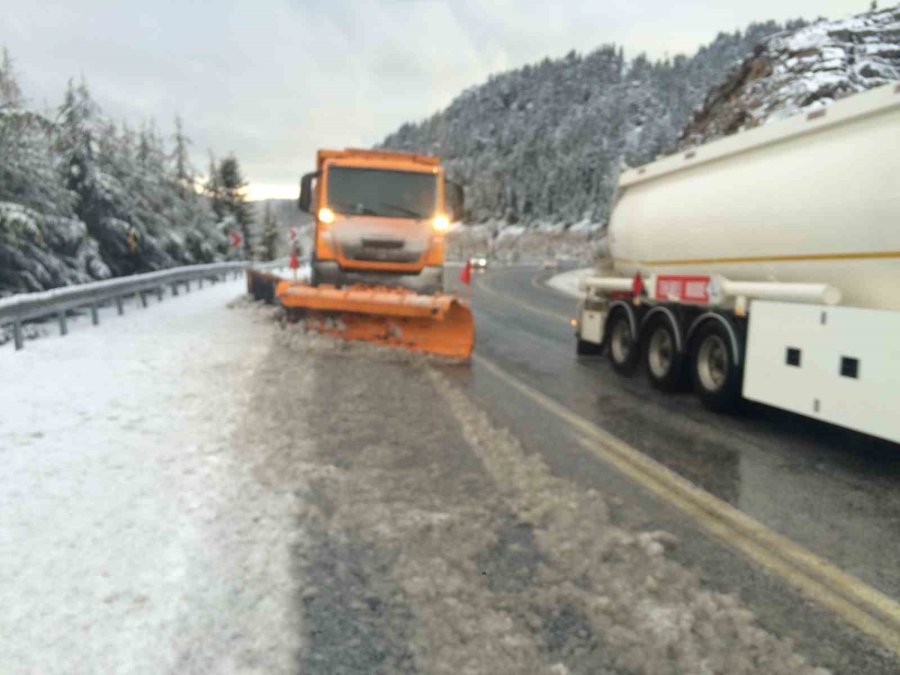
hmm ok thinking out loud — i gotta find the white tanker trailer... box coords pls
[574,81,900,443]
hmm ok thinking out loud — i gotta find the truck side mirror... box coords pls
[299,171,320,213]
[447,180,465,222]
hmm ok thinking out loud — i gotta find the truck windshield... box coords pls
[326,167,437,219]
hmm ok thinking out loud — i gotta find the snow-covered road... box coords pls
[0,281,301,673]
[0,280,837,674]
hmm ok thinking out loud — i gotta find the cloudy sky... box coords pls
[1,0,867,199]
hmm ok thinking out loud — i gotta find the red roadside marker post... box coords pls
[459,259,472,304]
[289,248,299,280]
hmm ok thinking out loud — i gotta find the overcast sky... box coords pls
[1,0,869,199]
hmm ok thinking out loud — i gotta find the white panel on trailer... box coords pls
[581,310,604,344]
[743,300,900,444]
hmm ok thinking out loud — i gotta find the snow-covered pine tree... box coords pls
[170,118,225,263]
[172,115,192,197]
[0,47,22,107]
[0,48,244,295]
[0,53,107,293]
[215,155,253,259]
[258,201,280,261]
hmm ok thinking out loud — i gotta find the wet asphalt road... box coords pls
[441,264,900,673]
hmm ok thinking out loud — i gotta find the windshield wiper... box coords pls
[377,202,428,219]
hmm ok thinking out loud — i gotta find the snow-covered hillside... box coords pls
[380,22,798,228]
[676,5,900,149]
[383,4,899,251]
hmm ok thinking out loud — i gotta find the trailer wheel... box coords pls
[643,317,685,392]
[607,309,639,375]
[691,321,741,411]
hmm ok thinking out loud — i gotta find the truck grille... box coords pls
[360,238,404,249]
[349,249,421,263]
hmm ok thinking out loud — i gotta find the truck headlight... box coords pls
[318,207,335,224]
[433,214,450,232]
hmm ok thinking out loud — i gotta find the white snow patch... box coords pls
[0,280,302,673]
[546,267,593,298]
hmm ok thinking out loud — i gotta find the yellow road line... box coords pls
[615,250,900,267]
[474,353,900,654]
[474,271,572,325]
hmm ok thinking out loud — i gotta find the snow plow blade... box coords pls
[276,282,474,360]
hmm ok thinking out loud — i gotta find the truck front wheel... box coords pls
[607,310,639,375]
[691,321,741,411]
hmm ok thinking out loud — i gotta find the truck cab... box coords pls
[299,148,464,294]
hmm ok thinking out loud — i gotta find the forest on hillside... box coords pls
[384,4,900,231]
[380,21,803,228]
[0,50,259,296]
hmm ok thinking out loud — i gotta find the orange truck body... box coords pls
[282,148,473,359]
[301,148,461,294]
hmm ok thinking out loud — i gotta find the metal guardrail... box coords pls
[0,261,263,350]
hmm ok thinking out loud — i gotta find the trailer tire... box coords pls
[691,320,741,411]
[642,316,685,392]
[607,308,639,375]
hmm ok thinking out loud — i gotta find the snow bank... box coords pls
[0,280,301,673]
[447,221,600,264]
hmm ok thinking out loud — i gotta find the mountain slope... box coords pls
[676,4,900,149]
[380,22,797,227]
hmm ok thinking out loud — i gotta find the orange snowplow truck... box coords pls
[299,148,464,294]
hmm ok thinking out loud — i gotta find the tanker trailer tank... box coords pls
[574,82,900,443]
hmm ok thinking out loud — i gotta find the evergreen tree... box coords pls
[0,48,238,294]
[258,201,280,261]
[0,47,22,108]
[171,115,192,196]
[204,151,224,219]
[215,154,253,258]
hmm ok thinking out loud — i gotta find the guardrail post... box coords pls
[157,287,163,302]
[57,310,67,336]
[184,280,191,293]
[13,319,23,350]
[90,303,99,326]
[115,296,124,315]
[198,277,204,289]
[171,282,179,297]
[136,290,148,308]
